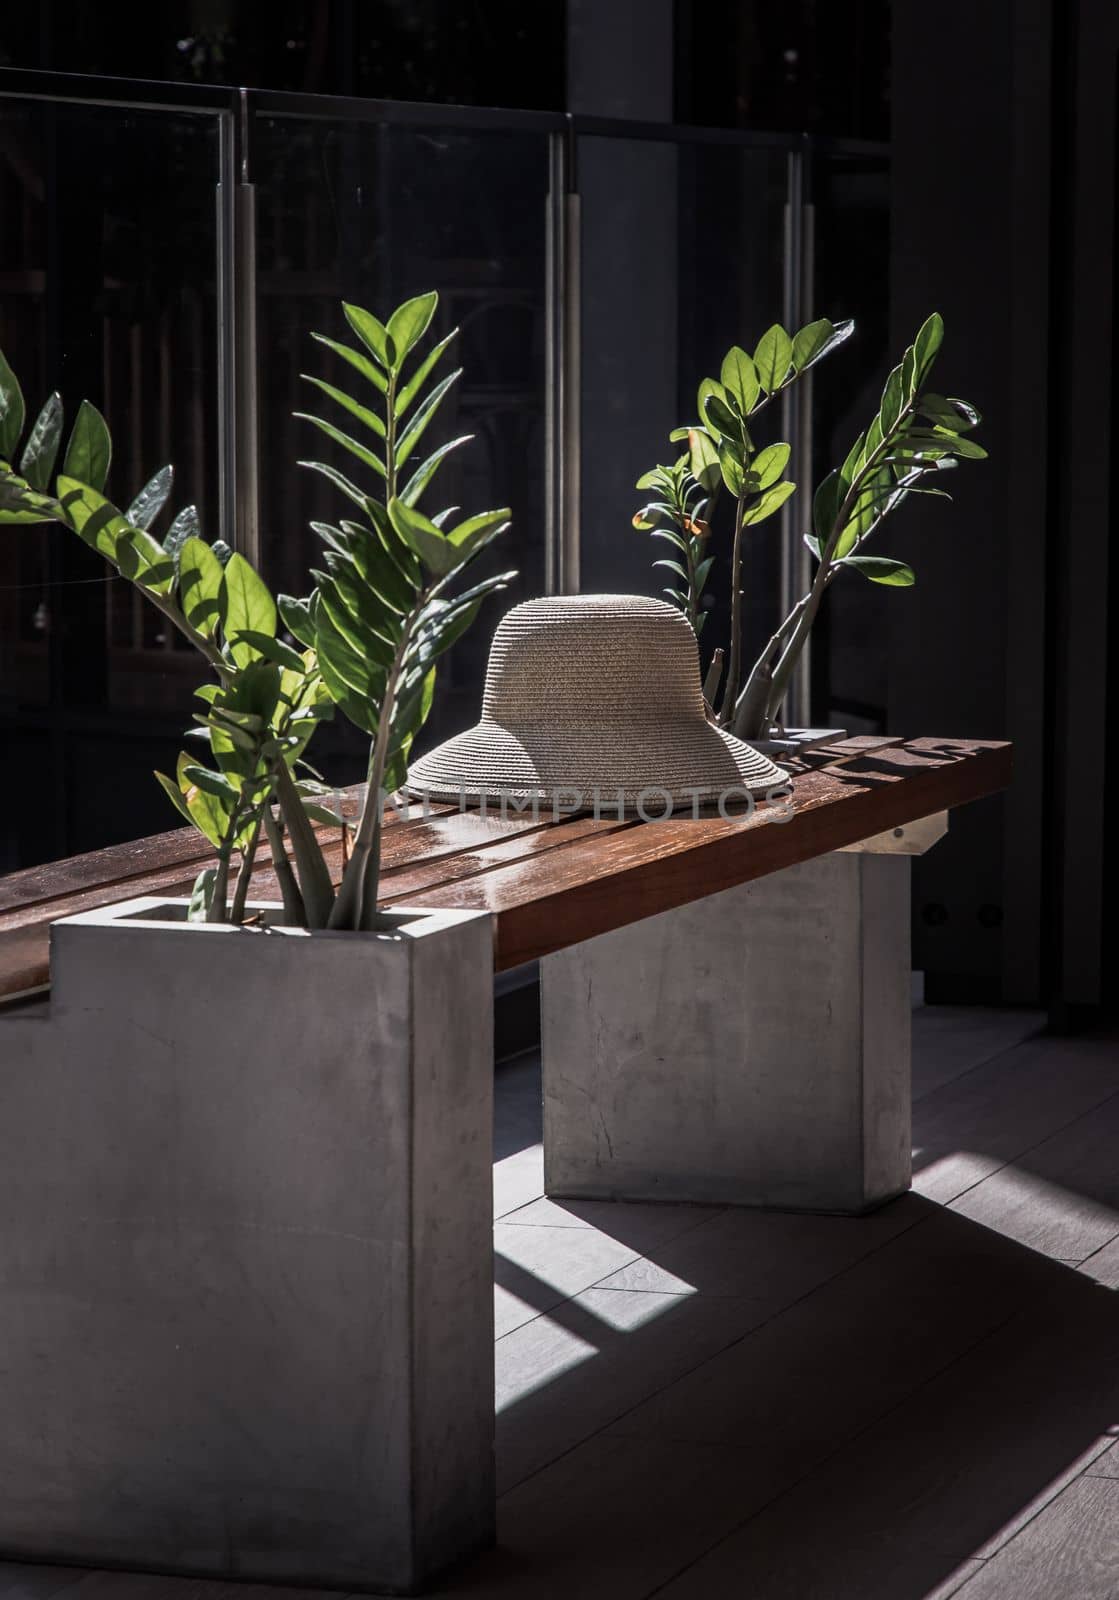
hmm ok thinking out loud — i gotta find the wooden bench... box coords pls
[1,735,1009,990]
[1,735,1011,1215]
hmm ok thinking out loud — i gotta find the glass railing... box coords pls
[0,70,888,867]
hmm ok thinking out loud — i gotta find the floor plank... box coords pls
[947,1475,1119,1599]
[3,1005,1118,1600]
[911,1006,1045,1100]
[949,1087,1119,1261]
[0,1566,87,1600]
[603,1204,1055,1464]
[911,1033,1119,1205]
[496,1286,768,1493]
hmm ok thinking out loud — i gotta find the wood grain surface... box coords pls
[0,737,1011,992]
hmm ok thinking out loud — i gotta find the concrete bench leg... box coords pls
[541,853,911,1214]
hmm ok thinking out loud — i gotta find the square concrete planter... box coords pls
[0,896,495,1595]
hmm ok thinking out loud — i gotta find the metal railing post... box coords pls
[217,91,261,566]
[546,122,581,596]
[779,142,814,730]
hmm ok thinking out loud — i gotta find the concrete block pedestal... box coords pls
[0,897,495,1595]
[541,853,912,1215]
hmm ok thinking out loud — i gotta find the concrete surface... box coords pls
[0,897,495,1595]
[541,854,912,1212]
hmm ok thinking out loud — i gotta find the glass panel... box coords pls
[809,150,891,733]
[252,112,550,779]
[576,134,788,693]
[0,96,223,870]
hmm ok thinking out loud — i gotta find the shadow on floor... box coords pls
[455,1049,1119,1598]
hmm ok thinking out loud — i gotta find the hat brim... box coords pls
[405,716,789,806]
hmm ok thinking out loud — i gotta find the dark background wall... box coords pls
[2,1,1116,1024]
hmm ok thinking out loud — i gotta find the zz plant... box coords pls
[635,312,985,740]
[0,290,513,931]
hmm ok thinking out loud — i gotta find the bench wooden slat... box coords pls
[394,739,1012,969]
[0,738,1011,995]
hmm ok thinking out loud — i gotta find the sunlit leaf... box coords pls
[0,347,26,461]
[19,393,63,491]
[387,291,438,365]
[62,399,112,493]
[754,324,793,394]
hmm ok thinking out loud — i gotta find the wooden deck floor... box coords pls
[4,1004,1119,1600]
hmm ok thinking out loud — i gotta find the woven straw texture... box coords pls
[406,594,788,803]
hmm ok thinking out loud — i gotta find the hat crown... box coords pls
[481,595,705,726]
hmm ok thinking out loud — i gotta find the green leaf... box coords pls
[913,312,944,383]
[919,393,979,430]
[791,316,855,374]
[754,324,793,394]
[300,375,386,439]
[720,347,760,413]
[178,535,226,637]
[635,468,661,491]
[447,506,512,554]
[317,564,398,662]
[127,465,174,531]
[298,457,369,513]
[176,751,228,847]
[296,413,386,480]
[221,552,277,666]
[699,383,741,443]
[232,629,307,671]
[688,428,721,492]
[718,442,744,497]
[840,431,866,486]
[56,476,128,561]
[278,593,316,649]
[19,393,63,491]
[813,469,846,545]
[804,531,822,561]
[339,519,413,613]
[182,764,241,805]
[388,496,457,575]
[188,867,218,923]
[387,291,438,365]
[62,399,111,493]
[0,348,26,461]
[841,555,916,586]
[398,328,458,415]
[343,303,394,369]
[310,332,388,396]
[314,613,387,731]
[394,369,462,470]
[164,504,200,561]
[0,465,56,524]
[741,479,796,526]
[879,364,905,434]
[752,441,791,490]
[154,768,197,828]
[401,434,471,507]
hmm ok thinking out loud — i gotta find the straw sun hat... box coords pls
[405,594,789,808]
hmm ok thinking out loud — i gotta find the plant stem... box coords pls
[719,490,748,725]
[330,644,406,931]
[262,805,305,925]
[229,808,264,925]
[273,761,335,927]
[206,805,244,923]
[750,397,922,731]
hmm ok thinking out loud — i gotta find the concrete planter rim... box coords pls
[51,895,488,946]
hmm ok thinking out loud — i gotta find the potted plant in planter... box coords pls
[0,294,513,1593]
[634,312,986,742]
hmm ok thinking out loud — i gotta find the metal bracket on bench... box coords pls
[837,810,949,856]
